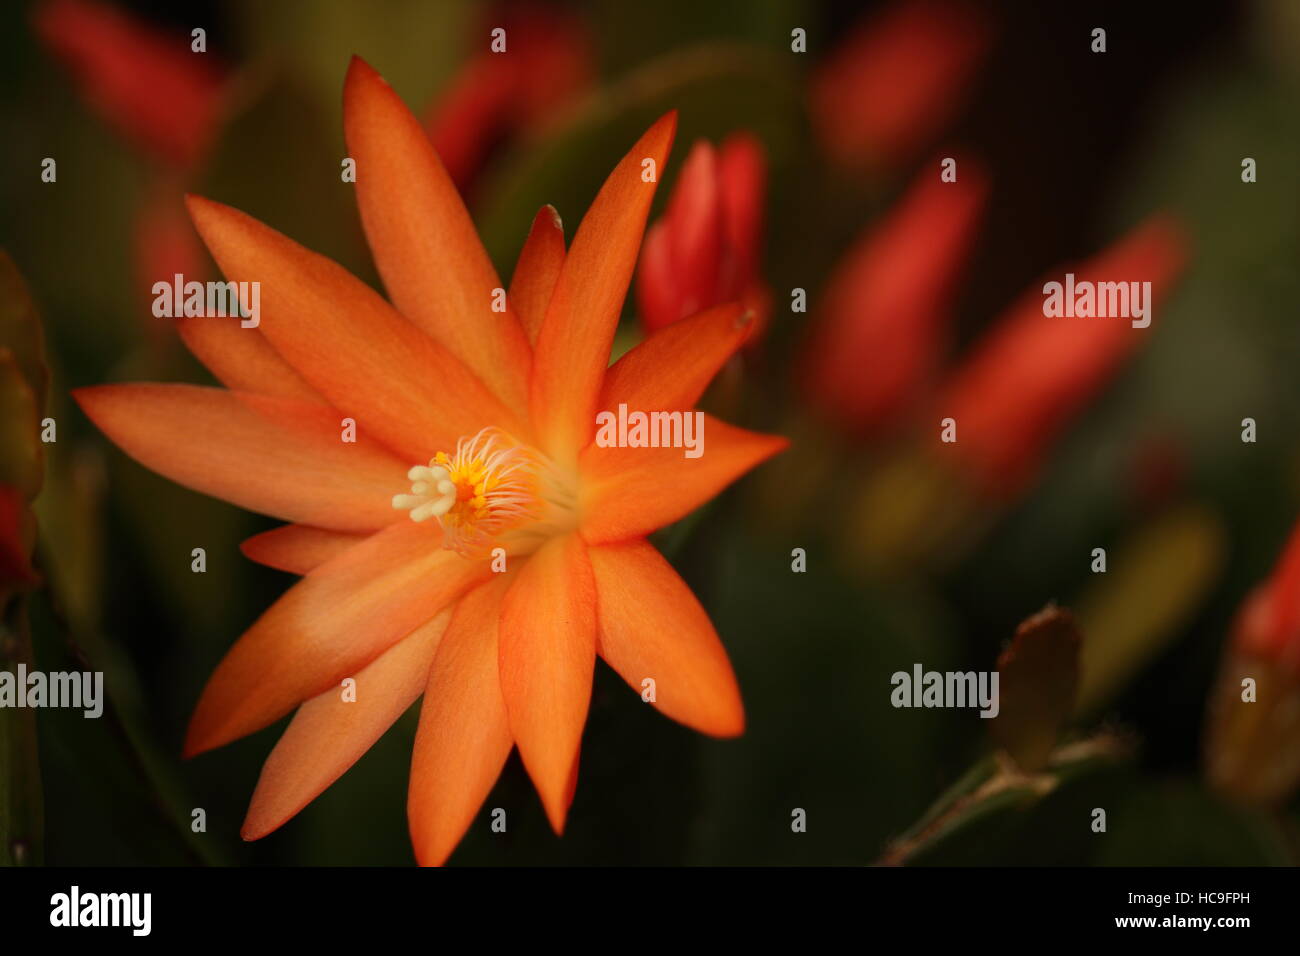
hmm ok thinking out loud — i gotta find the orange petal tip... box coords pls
[657,109,679,139]
[183,193,224,229]
[345,55,389,93]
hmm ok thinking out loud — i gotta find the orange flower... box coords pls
[799,159,986,435]
[74,58,786,865]
[635,134,770,337]
[808,0,990,170]
[934,215,1188,499]
[424,2,593,192]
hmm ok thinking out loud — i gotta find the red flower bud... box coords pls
[635,134,770,337]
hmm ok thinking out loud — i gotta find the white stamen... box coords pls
[393,459,460,524]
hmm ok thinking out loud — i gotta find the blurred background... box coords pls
[2,0,1299,865]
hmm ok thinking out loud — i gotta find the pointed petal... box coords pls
[579,415,788,544]
[531,112,677,461]
[175,315,320,402]
[408,577,514,866]
[344,57,532,412]
[590,539,743,736]
[509,205,566,346]
[599,302,751,414]
[74,384,405,531]
[498,533,596,832]
[241,524,367,575]
[187,195,523,462]
[241,610,451,841]
[184,521,490,756]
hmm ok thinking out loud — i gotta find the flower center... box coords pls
[393,427,570,556]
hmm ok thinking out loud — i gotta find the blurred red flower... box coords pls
[935,216,1188,498]
[1206,518,1300,805]
[1236,521,1300,675]
[809,0,991,170]
[424,3,593,192]
[33,0,226,170]
[35,0,226,343]
[799,159,986,435]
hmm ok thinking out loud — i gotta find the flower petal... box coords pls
[408,577,514,866]
[344,57,533,413]
[175,314,320,402]
[498,533,596,832]
[508,205,565,346]
[598,302,751,414]
[579,415,788,543]
[589,539,743,736]
[187,195,523,462]
[531,112,677,461]
[184,521,490,756]
[241,610,451,841]
[241,524,367,575]
[74,384,405,531]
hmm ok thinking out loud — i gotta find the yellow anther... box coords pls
[392,428,541,555]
